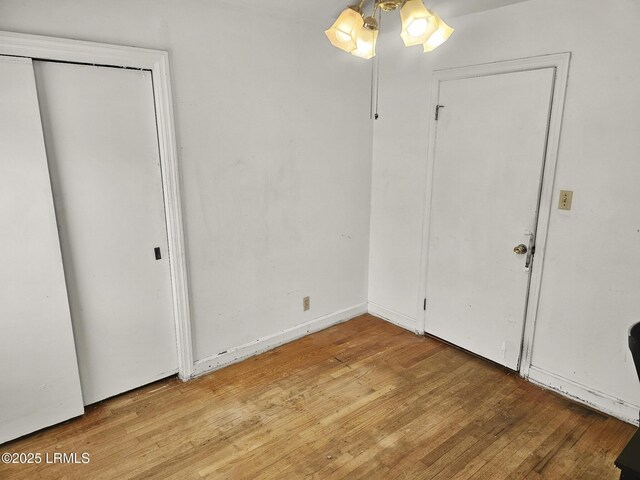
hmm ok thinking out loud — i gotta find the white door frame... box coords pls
[0,31,194,380]
[418,53,571,377]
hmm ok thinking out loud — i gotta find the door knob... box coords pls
[513,244,528,255]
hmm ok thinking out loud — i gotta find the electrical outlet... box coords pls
[558,190,573,210]
[303,296,310,311]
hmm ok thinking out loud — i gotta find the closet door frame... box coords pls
[0,31,194,380]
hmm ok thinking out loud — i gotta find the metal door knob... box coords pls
[513,244,528,254]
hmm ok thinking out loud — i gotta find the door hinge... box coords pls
[435,105,444,121]
[423,298,427,311]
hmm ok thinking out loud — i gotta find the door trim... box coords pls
[0,31,194,380]
[417,53,571,377]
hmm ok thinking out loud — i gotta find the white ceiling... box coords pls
[230,0,531,24]
[428,0,530,18]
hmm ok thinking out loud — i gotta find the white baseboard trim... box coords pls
[192,302,368,378]
[368,302,421,335]
[527,365,639,426]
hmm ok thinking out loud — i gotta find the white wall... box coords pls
[0,0,373,364]
[369,0,640,421]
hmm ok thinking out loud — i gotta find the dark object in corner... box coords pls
[630,323,640,384]
[617,431,640,480]
[614,323,640,480]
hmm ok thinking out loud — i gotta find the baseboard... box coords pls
[528,365,640,426]
[368,301,422,334]
[192,302,368,378]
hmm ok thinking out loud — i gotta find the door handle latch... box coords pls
[524,232,535,272]
[514,232,535,272]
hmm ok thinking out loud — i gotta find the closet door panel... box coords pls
[0,56,83,444]
[33,61,177,405]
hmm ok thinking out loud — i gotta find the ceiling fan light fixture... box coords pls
[351,16,379,59]
[325,0,453,59]
[324,6,365,53]
[400,0,437,47]
[423,12,454,52]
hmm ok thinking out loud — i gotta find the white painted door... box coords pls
[33,61,178,405]
[425,68,555,370]
[0,56,84,443]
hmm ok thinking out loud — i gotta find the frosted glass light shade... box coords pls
[400,0,437,47]
[325,7,363,53]
[351,26,378,59]
[423,12,454,52]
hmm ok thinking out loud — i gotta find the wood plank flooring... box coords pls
[1,314,635,479]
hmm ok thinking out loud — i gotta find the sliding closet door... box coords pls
[33,61,177,405]
[0,56,84,444]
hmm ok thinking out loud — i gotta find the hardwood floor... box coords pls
[1,314,635,479]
